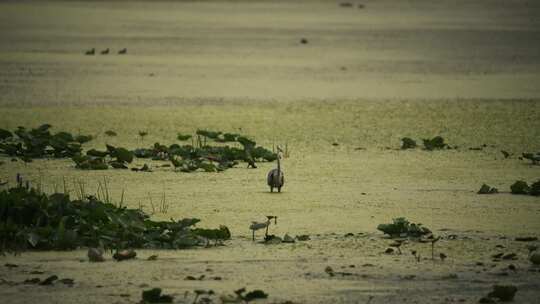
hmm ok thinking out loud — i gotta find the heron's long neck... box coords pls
[277,156,281,173]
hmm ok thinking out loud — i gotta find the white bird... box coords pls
[249,220,270,241]
[267,150,284,192]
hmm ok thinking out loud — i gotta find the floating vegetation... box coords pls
[530,252,540,265]
[0,183,230,254]
[72,144,134,170]
[509,179,540,197]
[104,130,117,136]
[192,226,231,246]
[176,133,192,141]
[510,180,530,195]
[377,217,431,238]
[478,184,498,194]
[142,288,174,303]
[140,130,276,173]
[224,288,268,303]
[521,152,540,165]
[422,136,448,150]
[0,124,92,160]
[400,137,417,150]
[72,154,108,170]
[486,285,518,302]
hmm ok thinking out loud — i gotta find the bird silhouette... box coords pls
[439,253,447,261]
[85,48,95,55]
[118,48,127,54]
[100,48,109,55]
[267,150,284,192]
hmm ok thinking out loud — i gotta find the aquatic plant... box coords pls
[0,124,90,160]
[72,155,108,170]
[0,183,230,254]
[530,180,540,196]
[422,136,447,151]
[522,152,540,165]
[401,137,417,150]
[196,129,222,140]
[510,180,530,195]
[478,184,498,194]
[142,288,173,303]
[176,133,192,141]
[104,130,117,136]
[0,128,13,140]
[377,217,431,238]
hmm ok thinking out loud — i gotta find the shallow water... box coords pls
[1,0,540,303]
[1,0,540,104]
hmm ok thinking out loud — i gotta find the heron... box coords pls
[267,150,284,192]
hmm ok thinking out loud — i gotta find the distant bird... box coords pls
[85,48,95,55]
[300,38,308,44]
[267,150,284,192]
[100,48,109,55]
[439,253,447,261]
[118,48,127,54]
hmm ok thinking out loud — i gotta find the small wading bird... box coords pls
[100,48,109,55]
[85,48,95,55]
[118,48,127,54]
[249,216,277,241]
[267,149,284,192]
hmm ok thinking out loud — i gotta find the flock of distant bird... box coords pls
[84,48,127,55]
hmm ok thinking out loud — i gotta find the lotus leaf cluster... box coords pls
[422,136,448,150]
[0,184,230,253]
[72,144,134,170]
[510,179,540,196]
[134,130,276,173]
[0,124,93,160]
[377,217,431,238]
[401,137,417,150]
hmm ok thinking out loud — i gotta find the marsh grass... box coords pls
[147,192,170,215]
[96,177,111,204]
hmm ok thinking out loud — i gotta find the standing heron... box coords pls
[267,150,284,192]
